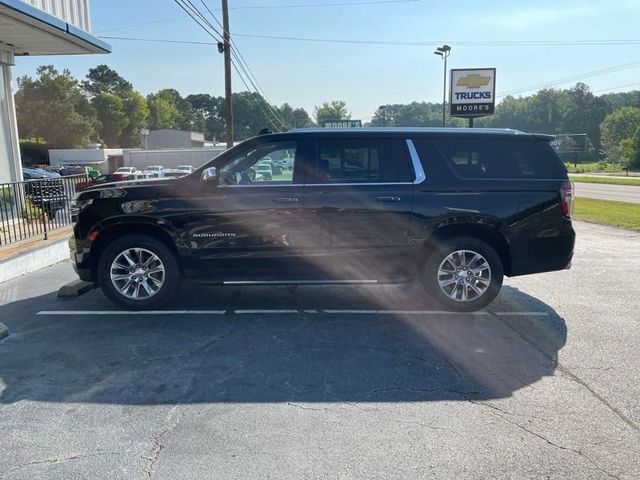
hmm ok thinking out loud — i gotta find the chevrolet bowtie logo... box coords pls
[457,74,491,89]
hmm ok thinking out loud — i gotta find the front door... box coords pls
[183,138,316,280]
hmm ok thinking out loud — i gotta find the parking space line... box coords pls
[37,310,227,315]
[36,309,550,316]
[492,312,550,316]
[235,309,300,314]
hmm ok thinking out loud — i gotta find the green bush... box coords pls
[0,186,11,202]
[21,198,45,221]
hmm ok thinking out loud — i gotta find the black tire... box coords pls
[97,234,181,310]
[421,236,503,312]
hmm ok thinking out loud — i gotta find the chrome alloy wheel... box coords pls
[110,248,165,300]
[437,249,492,303]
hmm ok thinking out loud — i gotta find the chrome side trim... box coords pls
[223,280,379,285]
[305,182,412,187]
[406,139,426,185]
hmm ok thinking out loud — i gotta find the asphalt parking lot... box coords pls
[1,221,639,479]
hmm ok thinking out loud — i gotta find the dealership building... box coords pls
[0,0,110,183]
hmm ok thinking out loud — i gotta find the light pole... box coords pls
[434,45,451,127]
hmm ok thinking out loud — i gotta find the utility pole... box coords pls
[221,0,233,148]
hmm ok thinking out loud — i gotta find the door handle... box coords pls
[273,197,299,203]
[374,196,401,203]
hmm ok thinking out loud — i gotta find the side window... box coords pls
[435,139,565,179]
[316,139,411,184]
[220,141,296,185]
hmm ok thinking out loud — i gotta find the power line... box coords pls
[228,0,419,9]
[232,33,640,47]
[100,36,217,45]
[592,82,640,93]
[100,34,640,48]
[174,0,290,131]
[197,0,292,130]
[498,60,640,97]
[96,0,419,33]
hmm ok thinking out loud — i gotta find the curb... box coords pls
[58,279,94,297]
[0,238,69,284]
[0,323,8,341]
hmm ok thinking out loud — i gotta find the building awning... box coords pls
[0,0,110,56]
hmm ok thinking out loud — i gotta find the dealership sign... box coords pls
[450,68,496,118]
[320,120,362,128]
[550,134,588,154]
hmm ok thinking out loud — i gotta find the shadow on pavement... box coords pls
[0,284,566,405]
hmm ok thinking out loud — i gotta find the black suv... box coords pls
[69,128,575,311]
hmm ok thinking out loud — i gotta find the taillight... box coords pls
[560,180,574,218]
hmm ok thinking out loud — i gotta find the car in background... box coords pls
[21,167,65,219]
[177,165,195,174]
[162,169,188,179]
[76,174,125,191]
[255,163,273,181]
[142,165,164,178]
[114,167,137,179]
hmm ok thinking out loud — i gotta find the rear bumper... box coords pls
[509,252,573,277]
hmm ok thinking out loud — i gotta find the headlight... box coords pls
[70,198,93,214]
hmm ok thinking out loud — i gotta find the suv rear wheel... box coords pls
[422,236,503,312]
[97,234,181,310]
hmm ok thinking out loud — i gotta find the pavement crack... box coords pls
[287,402,326,411]
[469,399,620,480]
[10,451,124,471]
[487,310,639,433]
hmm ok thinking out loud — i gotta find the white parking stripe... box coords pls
[235,309,300,314]
[37,310,227,315]
[493,312,549,316]
[36,309,550,316]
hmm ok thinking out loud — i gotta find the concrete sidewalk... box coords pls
[0,226,71,284]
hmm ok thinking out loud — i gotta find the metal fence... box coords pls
[0,174,90,247]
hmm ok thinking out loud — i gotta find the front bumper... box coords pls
[69,235,93,282]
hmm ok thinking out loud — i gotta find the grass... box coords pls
[570,175,640,186]
[573,197,640,232]
[564,161,624,174]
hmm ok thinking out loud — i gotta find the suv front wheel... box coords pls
[97,234,181,310]
[422,236,504,312]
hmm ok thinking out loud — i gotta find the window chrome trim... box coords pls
[222,182,414,188]
[405,139,426,184]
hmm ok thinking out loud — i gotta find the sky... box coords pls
[12,0,640,121]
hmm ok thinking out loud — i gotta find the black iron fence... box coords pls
[0,174,90,246]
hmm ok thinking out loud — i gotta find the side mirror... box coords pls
[201,167,218,185]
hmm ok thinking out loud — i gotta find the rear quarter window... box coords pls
[435,138,567,180]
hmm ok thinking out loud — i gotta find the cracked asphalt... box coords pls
[0,221,639,479]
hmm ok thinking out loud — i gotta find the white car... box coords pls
[177,165,195,174]
[143,165,164,178]
[115,167,137,175]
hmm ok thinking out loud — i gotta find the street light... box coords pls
[434,44,451,127]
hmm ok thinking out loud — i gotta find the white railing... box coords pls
[22,0,92,32]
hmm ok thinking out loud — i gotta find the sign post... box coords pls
[449,68,496,127]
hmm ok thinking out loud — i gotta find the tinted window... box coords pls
[220,141,296,185]
[316,138,411,183]
[435,139,566,179]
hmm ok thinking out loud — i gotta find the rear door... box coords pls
[302,135,416,280]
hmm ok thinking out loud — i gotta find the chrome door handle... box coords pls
[273,197,299,203]
[374,196,401,203]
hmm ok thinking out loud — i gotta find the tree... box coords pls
[119,91,149,148]
[15,65,98,148]
[92,92,126,146]
[600,106,640,162]
[314,100,350,123]
[83,64,133,97]
[618,127,640,170]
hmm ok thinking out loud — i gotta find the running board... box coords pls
[222,280,379,286]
